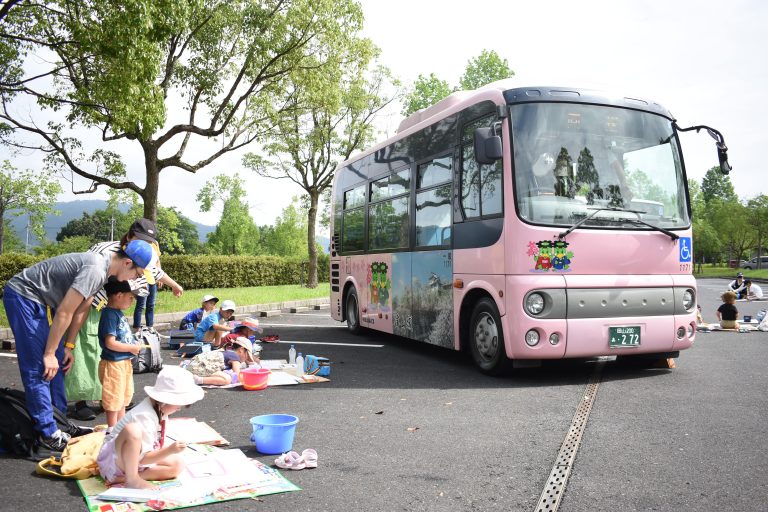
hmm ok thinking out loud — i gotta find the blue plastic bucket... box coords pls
[249,414,299,454]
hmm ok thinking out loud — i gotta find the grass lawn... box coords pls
[0,283,330,328]
[694,266,768,279]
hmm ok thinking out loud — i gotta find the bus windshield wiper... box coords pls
[557,206,679,241]
[557,207,630,239]
[624,218,679,241]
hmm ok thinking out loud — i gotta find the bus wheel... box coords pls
[345,287,362,334]
[469,298,509,375]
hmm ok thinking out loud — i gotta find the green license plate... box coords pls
[609,326,641,348]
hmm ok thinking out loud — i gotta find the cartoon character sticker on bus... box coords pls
[528,240,574,272]
[367,261,392,315]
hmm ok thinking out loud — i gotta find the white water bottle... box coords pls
[289,344,296,365]
[295,353,304,377]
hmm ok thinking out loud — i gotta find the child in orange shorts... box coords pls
[98,278,142,427]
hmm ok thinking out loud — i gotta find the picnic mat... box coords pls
[77,445,300,511]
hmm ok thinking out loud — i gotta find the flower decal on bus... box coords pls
[529,240,573,272]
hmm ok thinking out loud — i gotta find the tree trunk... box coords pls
[142,142,161,222]
[306,191,319,288]
[0,209,5,255]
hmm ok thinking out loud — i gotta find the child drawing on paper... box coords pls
[96,366,204,489]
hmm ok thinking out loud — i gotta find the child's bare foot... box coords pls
[105,476,125,486]
[124,477,157,490]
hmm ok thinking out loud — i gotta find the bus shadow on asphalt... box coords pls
[256,327,673,390]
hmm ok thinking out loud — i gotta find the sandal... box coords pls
[274,451,306,470]
[301,448,318,468]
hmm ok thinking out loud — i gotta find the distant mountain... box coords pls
[8,200,215,246]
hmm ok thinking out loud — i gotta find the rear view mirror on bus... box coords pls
[717,145,731,175]
[474,127,502,164]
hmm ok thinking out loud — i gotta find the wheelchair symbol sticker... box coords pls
[679,237,692,262]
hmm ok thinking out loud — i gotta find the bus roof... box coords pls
[339,80,674,171]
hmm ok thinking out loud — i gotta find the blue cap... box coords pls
[124,239,155,269]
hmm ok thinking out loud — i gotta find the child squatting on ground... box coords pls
[717,291,740,329]
[98,278,142,427]
[178,294,219,331]
[97,366,204,489]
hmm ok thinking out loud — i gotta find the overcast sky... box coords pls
[7,0,767,228]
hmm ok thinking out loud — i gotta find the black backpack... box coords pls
[0,387,85,460]
[132,328,163,374]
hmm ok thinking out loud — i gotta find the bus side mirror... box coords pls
[717,144,731,175]
[474,127,502,165]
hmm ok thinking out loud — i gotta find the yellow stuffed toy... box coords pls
[36,430,106,479]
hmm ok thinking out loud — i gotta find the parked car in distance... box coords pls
[740,256,768,269]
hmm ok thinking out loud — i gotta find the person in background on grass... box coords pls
[727,272,747,299]
[66,218,184,421]
[2,240,156,452]
[194,300,236,345]
[130,219,181,333]
[186,337,258,386]
[716,291,740,329]
[744,279,764,300]
[98,278,142,427]
[179,294,219,330]
[96,366,203,489]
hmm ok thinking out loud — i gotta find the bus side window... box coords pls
[461,145,481,219]
[461,144,502,218]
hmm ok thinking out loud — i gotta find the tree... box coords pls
[701,166,737,204]
[458,49,515,91]
[747,195,768,268]
[56,210,114,243]
[244,49,397,287]
[1,0,369,221]
[401,73,452,117]
[197,173,260,255]
[35,235,93,258]
[262,198,309,257]
[708,199,753,265]
[0,159,62,254]
[401,50,514,117]
[2,218,24,253]
[170,207,203,255]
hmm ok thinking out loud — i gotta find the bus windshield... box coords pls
[512,103,690,229]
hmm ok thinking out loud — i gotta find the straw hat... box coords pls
[232,336,257,362]
[144,366,204,406]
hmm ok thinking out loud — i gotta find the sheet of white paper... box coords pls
[259,359,287,370]
[267,371,300,386]
[96,487,161,502]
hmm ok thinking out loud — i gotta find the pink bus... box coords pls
[329,82,730,374]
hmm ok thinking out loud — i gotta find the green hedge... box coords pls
[0,253,44,290]
[0,252,330,291]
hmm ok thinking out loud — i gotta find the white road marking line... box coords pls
[261,323,342,328]
[273,340,384,348]
[0,352,18,358]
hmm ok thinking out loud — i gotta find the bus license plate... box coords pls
[609,326,641,348]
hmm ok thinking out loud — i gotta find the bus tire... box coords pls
[345,286,362,334]
[469,298,509,375]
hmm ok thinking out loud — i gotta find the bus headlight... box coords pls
[683,289,695,311]
[525,293,545,315]
[525,329,540,346]
[549,333,560,345]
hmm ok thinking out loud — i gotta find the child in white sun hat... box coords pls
[96,366,204,489]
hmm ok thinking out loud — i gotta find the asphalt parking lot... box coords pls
[0,278,766,512]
